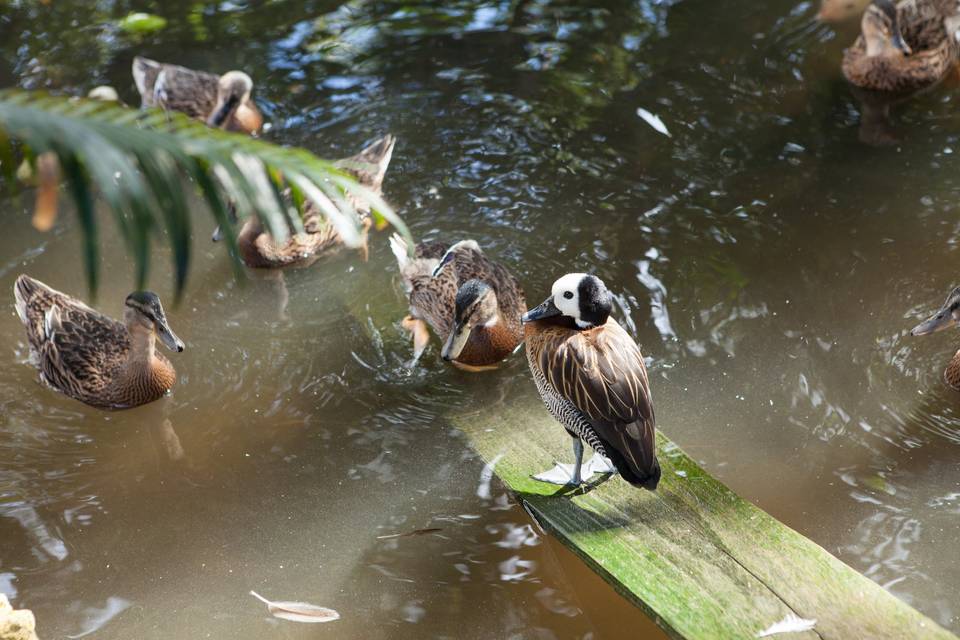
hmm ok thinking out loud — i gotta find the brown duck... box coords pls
[911,286,960,390]
[211,135,396,267]
[14,276,184,409]
[522,273,659,489]
[132,56,263,133]
[390,235,525,370]
[842,0,960,93]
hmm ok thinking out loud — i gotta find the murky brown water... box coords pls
[3,0,960,637]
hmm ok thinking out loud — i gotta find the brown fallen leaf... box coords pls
[32,152,60,232]
[376,527,443,540]
[249,590,339,624]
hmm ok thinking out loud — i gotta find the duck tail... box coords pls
[339,134,396,190]
[13,274,34,324]
[600,421,661,490]
[390,233,413,268]
[132,56,160,100]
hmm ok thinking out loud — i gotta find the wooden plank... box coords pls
[452,392,956,640]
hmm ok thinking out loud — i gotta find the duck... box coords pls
[13,275,184,409]
[211,135,396,268]
[818,0,871,22]
[132,56,263,133]
[842,0,960,93]
[911,286,960,390]
[389,235,525,370]
[521,274,660,489]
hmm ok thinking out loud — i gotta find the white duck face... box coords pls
[522,273,612,329]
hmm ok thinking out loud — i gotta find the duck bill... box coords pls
[911,309,957,336]
[211,225,225,242]
[156,319,185,353]
[441,323,470,361]
[211,203,239,242]
[892,30,912,55]
[207,94,241,128]
[521,297,561,324]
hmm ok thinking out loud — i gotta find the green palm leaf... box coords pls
[0,89,411,300]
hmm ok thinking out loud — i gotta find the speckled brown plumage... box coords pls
[13,276,176,409]
[843,0,960,92]
[944,349,960,390]
[394,240,525,367]
[235,135,396,269]
[524,317,659,489]
[132,56,262,133]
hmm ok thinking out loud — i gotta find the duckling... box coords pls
[911,286,960,390]
[211,135,396,268]
[522,274,660,489]
[14,275,184,409]
[842,0,960,93]
[390,235,525,370]
[132,56,263,133]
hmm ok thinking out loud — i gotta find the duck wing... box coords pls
[132,57,218,119]
[535,319,659,487]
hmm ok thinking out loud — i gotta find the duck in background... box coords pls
[522,274,660,489]
[818,0,871,22]
[842,0,960,93]
[911,286,960,390]
[211,135,396,268]
[13,275,184,409]
[132,56,263,133]
[390,235,525,370]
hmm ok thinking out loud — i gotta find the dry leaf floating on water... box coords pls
[755,613,817,637]
[249,590,340,624]
[637,108,672,137]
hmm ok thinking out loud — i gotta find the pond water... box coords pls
[2,0,960,637]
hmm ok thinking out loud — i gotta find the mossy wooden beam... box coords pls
[452,394,956,640]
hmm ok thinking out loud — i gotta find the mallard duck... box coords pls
[911,286,960,390]
[842,0,960,93]
[13,275,184,409]
[522,274,660,489]
[211,135,396,268]
[389,235,525,370]
[132,56,263,133]
[818,0,871,22]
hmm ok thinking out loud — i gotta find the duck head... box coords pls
[862,0,911,57]
[124,291,184,352]
[441,279,499,361]
[522,273,612,329]
[208,71,259,131]
[432,240,482,278]
[911,287,960,336]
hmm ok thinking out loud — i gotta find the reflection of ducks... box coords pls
[390,236,525,370]
[132,56,263,133]
[842,0,960,93]
[14,276,184,409]
[211,135,396,268]
[911,286,960,390]
[852,87,906,145]
[522,274,659,489]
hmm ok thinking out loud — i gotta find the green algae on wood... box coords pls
[451,394,956,640]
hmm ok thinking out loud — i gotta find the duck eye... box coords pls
[563,291,574,300]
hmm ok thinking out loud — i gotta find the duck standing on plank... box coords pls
[522,274,660,489]
[390,235,525,370]
[132,56,263,133]
[14,276,184,409]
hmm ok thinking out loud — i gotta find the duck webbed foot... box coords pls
[586,454,617,476]
[401,316,431,365]
[532,438,587,486]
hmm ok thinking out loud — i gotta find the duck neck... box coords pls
[945,349,960,391]
[125,325,158,372]
[458,315,520,365]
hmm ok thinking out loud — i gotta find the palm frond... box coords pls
[0,89,411,300]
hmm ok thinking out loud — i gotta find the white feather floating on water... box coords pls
[637,108,671,137]
[249,590,340,624]
[755,613,817,637]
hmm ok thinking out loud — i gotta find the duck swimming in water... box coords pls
[211,135,396,268]
[390,235,525,370]
[522,274,660,489]
[14,275,184,409]
[842,0,960,93]
[132,56,263,133]
[911,286,960,390]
